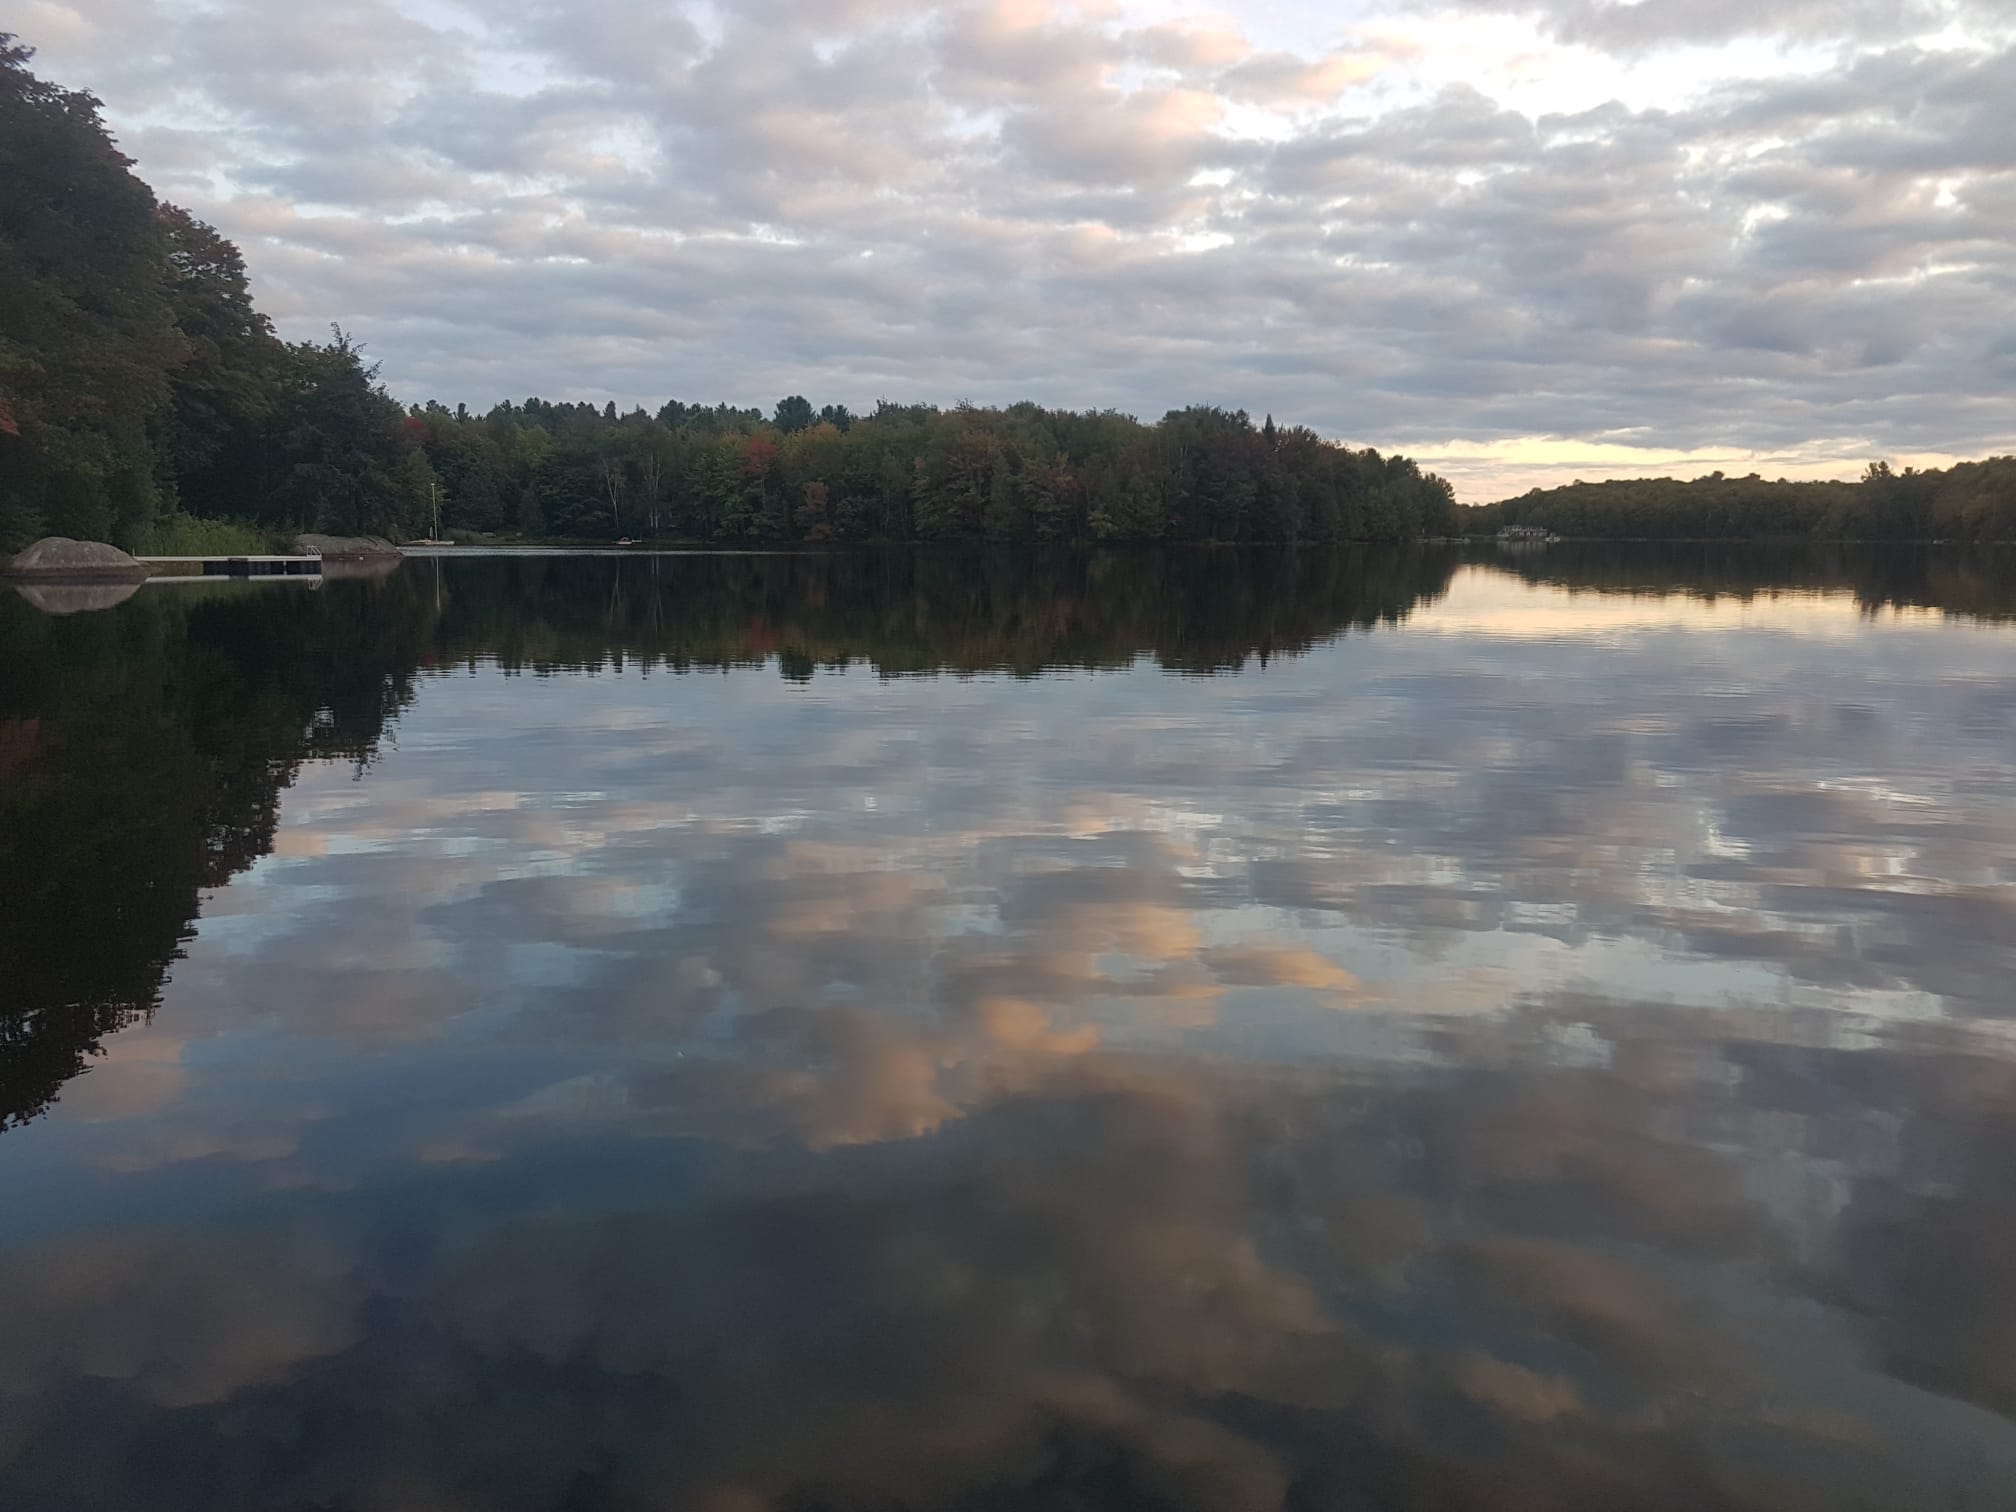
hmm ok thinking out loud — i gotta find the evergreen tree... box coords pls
[516,484,545,539]
[0,35,181,546]
[269,330,404,537]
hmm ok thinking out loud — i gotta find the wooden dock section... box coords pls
[138,555,324,578]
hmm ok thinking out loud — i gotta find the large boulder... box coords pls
[295,533,402,562]
[2,537,151,582]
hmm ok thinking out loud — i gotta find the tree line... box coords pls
[1462,460,2016,543]
[380,396,1460,547]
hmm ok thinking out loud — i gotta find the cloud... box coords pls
[1218,49,1385,105]
[1201,940,1362,994]
[1449,1350,1584,1421]
[1435,0,1993,55]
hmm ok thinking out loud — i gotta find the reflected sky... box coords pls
[3,550,2016,1511]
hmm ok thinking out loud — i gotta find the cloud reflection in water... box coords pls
[3,549,2016,1510]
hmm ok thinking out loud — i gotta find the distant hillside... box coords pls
[1460,459,2016,541]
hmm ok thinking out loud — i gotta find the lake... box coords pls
[3,545,2015,1512]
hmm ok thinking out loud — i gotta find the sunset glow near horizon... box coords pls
[21,0,2016,499]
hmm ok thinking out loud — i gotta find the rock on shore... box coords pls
[1,538,152,582]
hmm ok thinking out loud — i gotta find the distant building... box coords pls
[1496,524,1559,542]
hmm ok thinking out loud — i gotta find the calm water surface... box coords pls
[3,547,2016,1511]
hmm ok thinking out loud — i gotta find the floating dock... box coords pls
[138,555,324,578]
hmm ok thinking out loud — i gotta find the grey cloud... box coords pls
[1216,50,1381,106]
[493,0,706,86]
[1439,0,1986,54]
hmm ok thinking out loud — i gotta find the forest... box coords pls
[1459,460,2016,543]
[1,36,1455,554]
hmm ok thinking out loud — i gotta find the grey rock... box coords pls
[2,537,152,582]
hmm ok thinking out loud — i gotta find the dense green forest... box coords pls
[1462,459,2016,542]
[1,36,1455,554]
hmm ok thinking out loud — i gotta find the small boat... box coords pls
[615,537,641,547]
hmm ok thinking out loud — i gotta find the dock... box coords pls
[138,555,324,578]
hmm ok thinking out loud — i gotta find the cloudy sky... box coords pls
[20,0,2016,497]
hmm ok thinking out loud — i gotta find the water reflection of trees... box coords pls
[399,546,1463,676]
[0,585,422,1128]
[409,546,2016,683]
[0,549,1461,1129]
[1484,542,2016,620]
[5,542,2014,1130]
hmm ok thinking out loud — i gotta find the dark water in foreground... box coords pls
[4,546,2016,1512]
